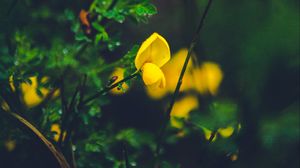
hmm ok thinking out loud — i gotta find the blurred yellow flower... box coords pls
[218,126,234,138]
[170,95,199,128]
[4,139,16,152]
[193,62,223,95]
[145,49,223,99]
[9,76,59,108]
[51,124,66,142]
[201,125,235,142]
[162,48,194,92]
[109,68,129,95]
[135,33,170,89]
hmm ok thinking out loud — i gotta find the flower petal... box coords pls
[161,48,194,92]
[170,95,199,118]
[218,126,234,138]
[170,95,199,128]
[142,63,165,88]
[20,76,51,108]
[193,62,223,95]
[135,32,170,69]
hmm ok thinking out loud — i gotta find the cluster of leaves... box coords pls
[0,0,160,167]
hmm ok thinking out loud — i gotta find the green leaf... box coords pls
[84,133,105,153]
[75,32,92,42]
[190,100,238,130]
[135,4,157,16]
[116,128,154,149]
[103,9,125,23]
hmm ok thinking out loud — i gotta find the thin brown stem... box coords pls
[4,110,70,168]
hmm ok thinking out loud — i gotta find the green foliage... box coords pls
[190,99,238,130]
[0,0,298,167]
[116,128,154,149]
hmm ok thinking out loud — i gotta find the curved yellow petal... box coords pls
[170,95,199,128]
[193,62,223,95]
[20,76,38,93]
[161,48,194,92]
[109,68,129,95]
[20,76,51,108]
[135,32,170,69]
[218,126,234,138]
[145,86,168,100]
[142,63,166,88]
[23,88,49,108]
[170,95,199,118]
[170,117,184,129]
[51,124,66,142]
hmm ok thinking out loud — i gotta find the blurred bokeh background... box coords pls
[0,0,299,168]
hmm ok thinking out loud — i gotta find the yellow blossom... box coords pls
[109,68,129,95]
[135,33,170,89]
[144,48,224,99]
[9,76,59,108]
[170,95,199,128]
[193,62,223,95]
[161,48,194,92]
[50,124,66,142]
[218,126,234,138]
[201,125,235,142]
[146,48,194,99]
[20,77,50,108]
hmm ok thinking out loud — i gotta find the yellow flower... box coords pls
[162,48,194,92]
[192,62,223,95]
[146,48,194,99]
[109,68,129,95]
[218,126,234,138]
[201,126,235,142]
[20,76,51,108]
[9,76,59,108]
[170,95,199,128]
[50,124,66,142]
[135,33,170,89]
